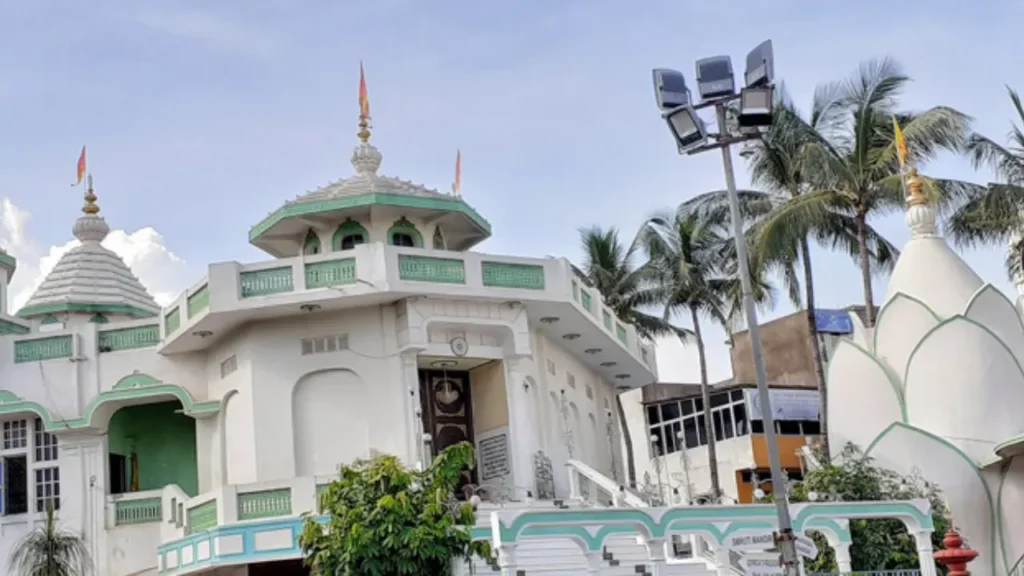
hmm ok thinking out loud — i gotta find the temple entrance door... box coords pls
[419,369,477,494]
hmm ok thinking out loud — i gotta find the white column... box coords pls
[585,550,605,574]
[833,542,852,573]
[914,530,938,576]
[400,351,424,468]
[714,546,733,576]
[497,544,518,576]
[645,538,668,576]
[58,433,107,576]
[504,356,539,497]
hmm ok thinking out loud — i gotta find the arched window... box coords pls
[303,229,321,255]
[332,219,369,251]
[387,217,422,248]
[432,226,445,250]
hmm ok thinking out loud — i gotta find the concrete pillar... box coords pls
[645,538,668,576]
[915,530,938,576]
[504,355,539,497]
[497,544,518,576]
[585,550,605,574]
[834,542,853,574]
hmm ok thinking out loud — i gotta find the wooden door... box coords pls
[419,370,477,492]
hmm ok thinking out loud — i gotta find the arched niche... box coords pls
[292,368,368,476]
[387,217,423,247]
[332,219,369,251]
[303,229,322,255]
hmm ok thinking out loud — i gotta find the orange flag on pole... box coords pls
[73,146,87,186]
[892,116,907,170]
[358,62,370,119]
[454,150,461,195]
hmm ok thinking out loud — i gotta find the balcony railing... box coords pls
[108,490,164,527]
[155,243,657,369]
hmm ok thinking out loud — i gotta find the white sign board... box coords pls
[727,531,775,552]
[744,388,820,421]
[795,533,819,559]
[476,428,511,482]
[744,552,783,576]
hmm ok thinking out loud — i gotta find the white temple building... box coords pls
[827,167,1024,576]
[0,114,661,575]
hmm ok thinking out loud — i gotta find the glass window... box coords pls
[693,398,703,411]
[340,234,365,250]
[696,414,706,445]
[392,233,415,247]
[721,409,735,439]
[680,399,694,416]
[660,401,680,421]
[731,389,744,402]
[710,392,730,408]
[777,420,802,435]
[33,467,59,512]
[713,411,725,441]
[802,420,822,435]
[733,403,748,436]
[647,406,661,425]
[651,426,665,456]
[751,419,765,434]
[33,419,57,462]
[683,417,700,449]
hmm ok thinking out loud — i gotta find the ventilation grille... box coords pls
[220,355,237,378]
[301,334,349,356]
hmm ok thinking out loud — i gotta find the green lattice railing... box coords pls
[114,497,163,526]
[580,290,592,312]
[397,255,466,284]
[186,500,217,534]
[99,325,160,352]
[164,308,180,335]
[602,310,612,330]
[240,267,294,297]
[187,284,210,317]
[305,258,356,289]
[616,323,627,344]
[14,335,72,363]
[481,262,545,290]
[237,488,292,521]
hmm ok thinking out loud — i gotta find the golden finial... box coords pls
[944,499,954,527]
[906,167,928,207]
[357,61,371,143]
[82,174,99,215]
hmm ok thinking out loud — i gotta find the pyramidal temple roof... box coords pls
[18,179,159,320]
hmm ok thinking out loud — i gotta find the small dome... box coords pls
[18,182,159,320]
[883,203,984,318]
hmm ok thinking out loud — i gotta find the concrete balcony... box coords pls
[155,243,658,385]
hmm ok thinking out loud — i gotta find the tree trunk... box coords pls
[615,394,637,488]
[690,306,721,500]
[856,213,876,327]
[799,237,830,462]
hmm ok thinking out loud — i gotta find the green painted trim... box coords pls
[89,313,109,324]
[964,284,1024,340]
[804,518,852,543]
[387,217,423,247]
[250,192,491,241]
[17,301,157,319]
[331,219,369,251]
[0,374,220,432]
[872,292,941,358]
[864,422,1000,574]
[302,229,322,255]
[0,318,29,334]
[829,338,906,422]
[14,335,72,362]
[997,460,1012,576]
[165,307,181,334]
[0,251,16,270]
[187,285,210,318]
[40,314,59,325]
[903,315,1024,424]
[791,502,932,532]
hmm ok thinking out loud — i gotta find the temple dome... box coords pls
[18,182,159,320]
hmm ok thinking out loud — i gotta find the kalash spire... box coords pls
[17,167,160,323]
[351,61,382,176]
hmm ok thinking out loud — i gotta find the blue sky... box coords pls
[0,0,1021,382]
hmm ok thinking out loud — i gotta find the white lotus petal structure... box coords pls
[827,188,1024,576]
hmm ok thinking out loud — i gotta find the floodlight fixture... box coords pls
[695,55,735,101]
[662,105,708,153]
[738,86,773,128]
[652,68,691,111]
[744,40,775,88]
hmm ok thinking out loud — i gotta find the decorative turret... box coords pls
[247,65,491,258]
[18,177,160,323]
[933,504,978,576]
[904,167,938,238]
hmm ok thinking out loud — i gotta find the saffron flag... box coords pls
[358,62,370,118]
[74,146,87,186]
[454,150,461,194]
[893,116,907,170]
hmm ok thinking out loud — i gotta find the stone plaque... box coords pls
[478,432,511,481]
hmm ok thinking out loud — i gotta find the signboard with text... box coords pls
[744,388,820,421]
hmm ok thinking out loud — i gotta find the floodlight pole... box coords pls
[709,102,800,575]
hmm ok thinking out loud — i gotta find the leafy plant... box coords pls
[8,500,91,576]
[299,442,491,576]
[757,443,948,573]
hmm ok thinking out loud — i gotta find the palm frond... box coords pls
[8,503,91,576]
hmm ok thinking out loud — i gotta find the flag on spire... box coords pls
[358,61,370,119]
[453,150,462,196]
[893,116,907,171]
[73,146,87,186]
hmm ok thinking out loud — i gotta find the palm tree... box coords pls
[947,86,1024,281]
[577,226,689,488]
[638,203,775,500]
[758,58,972,326]
[686,88,900,461]
[8,501,91,576]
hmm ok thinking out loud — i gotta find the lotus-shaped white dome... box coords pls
[827,202,1024,576]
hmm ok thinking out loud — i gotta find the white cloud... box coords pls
[0,198,190,314]
[654,331,735,385]
[134,8,273,57]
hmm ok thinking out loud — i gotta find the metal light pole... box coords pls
[652,43,800,574]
